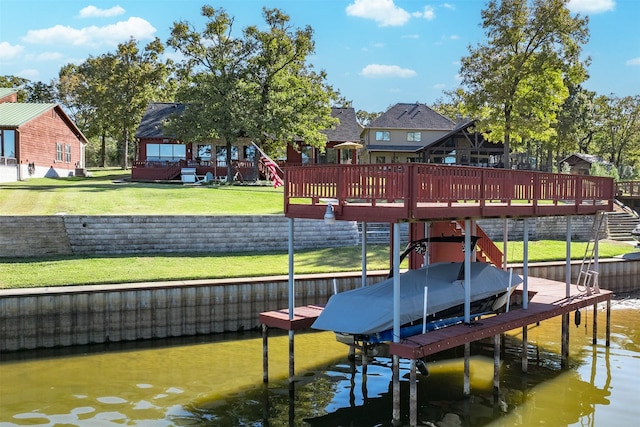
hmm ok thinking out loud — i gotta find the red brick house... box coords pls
[131,103,361,182]
[0,88,88,182]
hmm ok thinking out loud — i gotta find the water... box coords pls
[1,304,638,426]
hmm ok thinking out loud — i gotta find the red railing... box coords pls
[285,164,615,222]
[616,180,640,197]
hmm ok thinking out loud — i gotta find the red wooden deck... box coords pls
[389,277,611,360]
[285,164,615,222]
[259,304,325,331]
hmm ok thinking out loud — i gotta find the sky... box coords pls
[0,0,638,113]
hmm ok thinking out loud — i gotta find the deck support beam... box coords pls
[410,359,417,427]
[361,222,367,288]
[521,326,528,373]
[562,216,572,367]
[262,324,269,383]
[593,303,598,345]
[392,222,401,426]
[493,334,501,396]
[464,342,471,396]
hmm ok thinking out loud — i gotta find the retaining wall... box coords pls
[2,259,638,352]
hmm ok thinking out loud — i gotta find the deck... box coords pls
[259,276,612,359]
[285,164,615,222]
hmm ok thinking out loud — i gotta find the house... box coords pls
[559,153,613,175]
[360,102,456,164]
[131,103,362,181]
[284,107,363,166]
[416,119,505,168]
[0,88,88,182]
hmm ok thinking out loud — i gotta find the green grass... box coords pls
[0,246,398,289]
[0,240,634,289]
[0,168,636,289]
[0,168,284,215]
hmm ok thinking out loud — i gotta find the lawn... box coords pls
[0,168,635,289]
[0,169,284,215]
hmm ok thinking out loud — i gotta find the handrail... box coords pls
[285,163,615,216]
[451,221,503,267]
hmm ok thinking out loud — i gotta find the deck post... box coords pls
[521,326,528,373]
[606,299,611,347]
[502,219,508,271]
[562,216,571,367]
[392,222,401,426]
[523,218,529,309]
[288,218,295,383]
[410,359,417,427]
[464,219,471,323]
[493,334,501,396]
[262,324,269,383]
[593,303,598,345]
[361,222,367,288]
[464,342,471,396]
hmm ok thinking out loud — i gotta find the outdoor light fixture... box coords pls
[324,203,335,224]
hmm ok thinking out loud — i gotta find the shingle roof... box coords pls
[0,87,19,100]
[322,107,362,142]
[0,103,57,127]
[135,102,185,139]
[369,102,456,130]
[559,153,611,166]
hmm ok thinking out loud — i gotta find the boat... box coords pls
[312,236,522,345]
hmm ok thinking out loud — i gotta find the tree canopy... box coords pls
[167,5,338,180]
[458,0,590,168]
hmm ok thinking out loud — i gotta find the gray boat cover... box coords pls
[312,262,523,335]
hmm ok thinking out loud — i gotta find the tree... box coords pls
[458,0,589,168]
[167,5,338,181]
[68,38,174,169]
[0,75,29,101]
[24,81,56,103]
[594,94,640,172]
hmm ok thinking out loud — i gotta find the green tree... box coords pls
[594,94,640,171]
[168,5,337,181]
[0,75,29,101]
[24,81,56,103]
[458,0,589,168]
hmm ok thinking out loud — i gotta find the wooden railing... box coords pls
[449,221,503,268]
[616,180,640,197]
[285,164,615,222]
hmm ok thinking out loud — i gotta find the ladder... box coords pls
[576,211,606,294]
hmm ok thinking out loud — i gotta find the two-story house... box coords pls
[360,103,456,164]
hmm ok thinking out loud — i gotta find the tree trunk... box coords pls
[100,131,106,168]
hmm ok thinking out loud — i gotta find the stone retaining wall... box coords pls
[2,259,638,352]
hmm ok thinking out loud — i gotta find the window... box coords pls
[64,144,71,163]
[243,145,256,161]
[375,131,390,141]
[216,146,238,163]
[375,156,386,164]
[56,142,63,162]
[407,132,421,142]
[197,144,212,161]
[0,130,15,158]
[146,143,186,162]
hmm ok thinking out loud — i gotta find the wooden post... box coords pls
[561,313,570,368]
[606,298,611,347]
[410,359,417,427]
[464,342,471,396]
[593,303,598,345]
[521,326,528,373]
[262,324,269,383]
[392,354,401,426]
[493,334,501,396]
[288,330,294,384]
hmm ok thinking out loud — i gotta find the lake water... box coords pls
[0,301,638,426]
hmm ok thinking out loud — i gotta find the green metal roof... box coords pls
[0,87,19,99]
[0,103,57,127]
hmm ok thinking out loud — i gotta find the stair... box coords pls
[606,211,640,241]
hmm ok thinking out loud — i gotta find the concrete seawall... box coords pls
[2,258,638,352]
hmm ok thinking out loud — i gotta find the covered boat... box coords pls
[312,261,522,343]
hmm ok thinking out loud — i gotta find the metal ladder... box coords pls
[576,211,606,294]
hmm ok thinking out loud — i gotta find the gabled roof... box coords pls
[0,103,57,127]
[135,102,185,139]
[0,103,88,144]
[323,107,362,143]
[0,87,19,100]
[369,102,456,130]
[559,153,611,166]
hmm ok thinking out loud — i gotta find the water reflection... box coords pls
[0,307,638,426]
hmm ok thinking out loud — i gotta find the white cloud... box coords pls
[17,68,40,79]
[414,5,436,20]
[567,0,615,14]
[79,5,126,18]
[346,0,411,27]
[626,57,640,66]
[360,64,417,78]
[36,52,63,61]
[23,17,156,47]
[441,3,455,11]
[0,42,24,60]
[402,34,420,39]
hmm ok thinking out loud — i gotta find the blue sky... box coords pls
[0,0,638,112]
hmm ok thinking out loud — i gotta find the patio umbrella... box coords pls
[333,141,363,149]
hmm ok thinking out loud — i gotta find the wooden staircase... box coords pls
[447,221,503,267]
